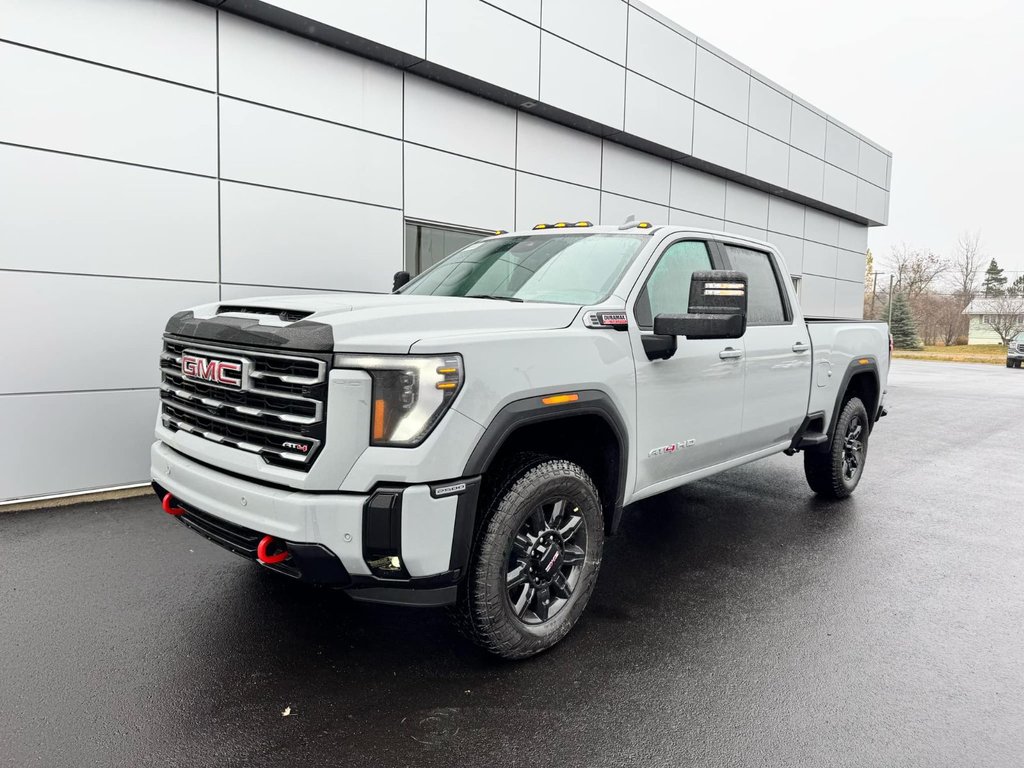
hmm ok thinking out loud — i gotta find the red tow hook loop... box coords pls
[257,535,289,565]
[162,493,186,516]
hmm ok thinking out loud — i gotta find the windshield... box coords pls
[399,233,647,305]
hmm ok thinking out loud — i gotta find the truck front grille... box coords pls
[159,337,329,471]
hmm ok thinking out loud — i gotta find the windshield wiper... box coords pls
[465,294,525,302]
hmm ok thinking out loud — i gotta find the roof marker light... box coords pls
[533,223,549,230]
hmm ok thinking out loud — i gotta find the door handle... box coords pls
[792,342,810,353]
[719,347,743,360]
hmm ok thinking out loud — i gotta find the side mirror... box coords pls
[644,270,748,360]
[392,270,411,292]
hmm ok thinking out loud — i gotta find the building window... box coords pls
[404,220,491,276]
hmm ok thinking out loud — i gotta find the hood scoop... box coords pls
[216,304,314,324]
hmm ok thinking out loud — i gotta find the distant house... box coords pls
[963,298,1024,345]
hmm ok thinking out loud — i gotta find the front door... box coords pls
[628,238,746,495]
[719,241,811,453]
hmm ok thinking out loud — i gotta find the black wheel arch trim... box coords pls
[462,390,629,534]
[827,356,880,443]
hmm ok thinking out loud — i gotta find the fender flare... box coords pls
[827,356,880,441]
[462,390,630,533]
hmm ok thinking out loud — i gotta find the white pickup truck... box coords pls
[151,222,889,658]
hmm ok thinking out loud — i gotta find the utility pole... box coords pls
[887,274,895,326]
[870,271,881,316]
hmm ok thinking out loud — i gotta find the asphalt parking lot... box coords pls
[2,359,1022,767]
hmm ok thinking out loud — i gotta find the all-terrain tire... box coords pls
[452,456,604,659]
[804,396,870,500]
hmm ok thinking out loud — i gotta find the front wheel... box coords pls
[453,457,604,659]
[804,397,870,499]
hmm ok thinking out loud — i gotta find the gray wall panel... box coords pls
[0,145,218,281]
[692,104,747,174]
[803,241,839,278]
[767,195,805,237]
[825,121,860,174]
[746,129,789,189]
[624,72,694,155]
[836,248,868,283]
[766,231,804,275]
[264,0,426,57]
[221,284,345,301]
[789,148,824,201]
[670,164,727,219]
[833,278,864,319]
[790,102,826,158]
[668,208,725,231]
[856,178,888,223]
[723,222,767,241]
[0,0,216,89]
[516,113,602,188]
[0,272,217,394]
[625,6,696,97]
[218,12,403,136]
[838,219,869,253]
[695,47,750,123]
[823,164,858,211]
[543,0,627,63]
[404,144,515,231]
[801,274,837,317]
[405,75,516,166]
[484,0,541,24]
[804,208,840,246]
[540,33,625,129]
[0,43,216,175]
[600,193,669,225]
[858,143,888,189]
[601,142,671,204]
[220,182,402,293]
[219,98,402,208]
[428,0,539,97]
[724,182,769,228]
[514,173,601,230]
[748,78,790,141]
[0,390,160,502]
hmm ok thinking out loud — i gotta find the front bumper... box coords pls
[151,442,479,607]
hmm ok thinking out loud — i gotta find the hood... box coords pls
[166,292,581,353]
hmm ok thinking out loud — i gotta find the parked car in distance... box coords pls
[151,222,890,658]
[1007,333,1024,368]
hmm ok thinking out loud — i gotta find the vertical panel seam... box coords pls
[216,9,222,301]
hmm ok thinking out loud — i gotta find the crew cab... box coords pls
[151,222,889,658]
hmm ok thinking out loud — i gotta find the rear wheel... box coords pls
[453,456,604,659]
[804,397,870,499]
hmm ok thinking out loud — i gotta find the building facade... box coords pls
[0,0,892,502]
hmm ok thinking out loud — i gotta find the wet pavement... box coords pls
[2,359,1022,767]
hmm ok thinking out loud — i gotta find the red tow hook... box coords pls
[162,493,186,516]
[257,535,289,565]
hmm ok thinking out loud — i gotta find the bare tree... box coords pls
[981,294,1024,344]
[888,244,948,298]
[952,231,984,298]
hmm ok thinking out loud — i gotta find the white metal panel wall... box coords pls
[0,0,878,501]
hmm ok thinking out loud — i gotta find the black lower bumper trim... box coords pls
[346,585,458,607]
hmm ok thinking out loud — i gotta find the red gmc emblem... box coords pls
[181,353,244,388]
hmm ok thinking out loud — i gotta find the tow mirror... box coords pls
[392,270,411,292]
[645,270,748,360]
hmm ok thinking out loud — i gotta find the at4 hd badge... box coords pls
[649,439,696,457]
[583,311,629,331]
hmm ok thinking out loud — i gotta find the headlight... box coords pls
[333,354,463,447]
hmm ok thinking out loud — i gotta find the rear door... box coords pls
[717,241,811,453]
[627,238,746,494]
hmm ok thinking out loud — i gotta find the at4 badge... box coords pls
[649,439,696,457]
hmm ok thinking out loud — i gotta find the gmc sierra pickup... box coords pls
[151,222,889,658]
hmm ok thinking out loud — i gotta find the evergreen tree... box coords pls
[887,292,923,350]
[1008,274,1024,298]
[982,258,1007,296]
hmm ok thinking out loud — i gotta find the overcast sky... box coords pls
[644,0,1024,279]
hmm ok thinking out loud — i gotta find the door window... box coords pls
[723,245,789,325]
[635,240,712,328]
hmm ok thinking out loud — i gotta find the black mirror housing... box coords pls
[392,270,411,292]
[651,270,748,342]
